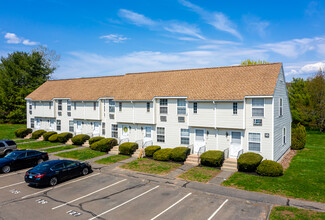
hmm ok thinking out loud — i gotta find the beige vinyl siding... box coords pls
[188,102,214,128]
[31,101,55,118]
[216,102,244,129]
[134,102,154,124]
[116,102,133,123]
[273,68,292,161]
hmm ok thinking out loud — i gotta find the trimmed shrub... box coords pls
[71,134,90,145]
[31,130,46,139]
[256,160,283,177]
[170,147,190,162]
[291,124,306,150]
[90,138,117,152]
[14,128,32,138]
[153,148,173,161]
[48,134,58,142]
[200,150,224,167]
[57,132,73,143]
[43,131,57,141]
[119,142,138,155]
[89,136,105,145]
[237,152,263,172]
[145,145,161,157]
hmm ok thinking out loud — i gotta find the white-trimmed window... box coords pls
[34,102,36,109]
[49,102,52,109]
[177,99,186,115]
[74,102,77,110]
[283,127,286,145]
[30,118,34,128]
[93,102,97,110]
[233,102,238,115]
[147,102,150,112]
[111,124,118,138]
[109,100,115,112]
[56,120,61,131]
[180,129,190,145]
[29,103,32,115]
[102,122,105,136]
[279,98,283,116]
[157,127,165,143]
[58,100,62,111]
[145,127,151,138]
[193,102,198,114]
[248,133,261,152]
[252,99,264,117]
[160,99,168,114]
[69,120,74,132]
[67,101,71,111]
[119,102,122,112]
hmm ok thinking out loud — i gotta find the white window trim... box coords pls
[157,127,165,143]
[193,102,198,114]
[283,127,286,145]
[146,102,150,113]
[279,98,283,117]
[233,102,238,115]
[247,132,261,153]
[252,98,264,117]
[159,99,168,115]
[177,99,186,115]
[180,128,190,145]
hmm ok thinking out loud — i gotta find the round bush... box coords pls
[291,124,306,150]
[170,147,190,162]
[31,130,46,139]
[48,134,58,142]
[153,148,173,161]
[71,134,90,145]
[90,138,117,152]
[119,142,138,155]
[145,145,161,157]
[256,160,283,177]
[43,131,57,141]
[57,132,73,143]
[14,128,32,138]
[89,136,105,145]
[200,150,224,167]
[237,152,263,172]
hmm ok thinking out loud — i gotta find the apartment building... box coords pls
[26,63,291,161]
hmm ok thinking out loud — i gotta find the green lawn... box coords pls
[0,124,26,139]
[43,145,81,153]
[15,139,36,143]
[120,158,181,175]
[178,166,221,183]
[270,206,325,220]
[18,141,62,149]
[55,148,106,161]
[95,155,130,165]
[222,131,325,203]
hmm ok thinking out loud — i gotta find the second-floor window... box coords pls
[67,101,71,111]
[233,103,238,115]
[177,99,186,115]
[34,102,36,109]
[56,120,61,131]
[279,98,283,116]
[74,102,77,110]
[58,100,62,111]
[49,102,52,109]
[160,99,168,114]
[109,100,115,112]
[283,127,286,145]
[29,103,32,114]
[119,102,122,111]
[93,102,96,110]
[147,102,150,112]
[252,98,264,117]
[193,102,198,114]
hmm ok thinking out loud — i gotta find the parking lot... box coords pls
[0,167,272,220]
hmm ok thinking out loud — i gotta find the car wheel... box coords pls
[82,167,89,176]
[49,177,58,186]
[37,159,44,164]
[2,165,10,173]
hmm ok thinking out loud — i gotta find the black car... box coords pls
[25,160,92,186]
[0,150,49,173]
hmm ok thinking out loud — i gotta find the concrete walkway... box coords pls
[166,164,195,178]
[208,170,235,185]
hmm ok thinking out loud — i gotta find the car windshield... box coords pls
[5,151,22,159]
[32,163,52,171]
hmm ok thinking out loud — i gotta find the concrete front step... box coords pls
[65,138,73,145]
[184,154,200,165]
[82,140,90,147]
[221,158,238,172]
[24,133,32,139]
[37,136,44,141]
[109,146,119,155]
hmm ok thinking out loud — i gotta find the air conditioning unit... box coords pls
[109,114,115,119]
[58,111,62,116]
[160,116,167,122]
[253,119,262,126]
[178,116,185,123]
[67,112,71,117]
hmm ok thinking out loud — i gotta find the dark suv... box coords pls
[0,139,17,156]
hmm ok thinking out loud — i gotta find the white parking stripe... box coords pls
[21,173,100,199]
[89,185,160,220]
[0,169,29,178]
[52,179,127,210]
[0,181,25,190]
[207,199,228,220]
[150,192,192,220]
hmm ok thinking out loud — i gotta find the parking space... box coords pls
[0,169,270,220]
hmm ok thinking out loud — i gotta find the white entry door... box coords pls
[194,129,205,153]
[229,132,242,158]
[122,125,129,138]
[35,119,40,129]
[49,120,54,131]
[143,126,152,144]
[76,121,82,134]
[93,122,100,136]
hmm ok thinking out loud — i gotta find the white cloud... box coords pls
[4,32,39,45]
[179,0,242,40]
[164,23,205,40]
[118,9,156,27]
[260,37,325,58]
[243,15,269,37]
[100,34,128,43]
[284,61,325,80]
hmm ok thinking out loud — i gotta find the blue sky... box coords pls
[1,0,325,81]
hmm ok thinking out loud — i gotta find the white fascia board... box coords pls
[97,97,114,100]
[151,96,187,101]
[244,95,273,98]
[188,99,243,102]
[114,100,151,102]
